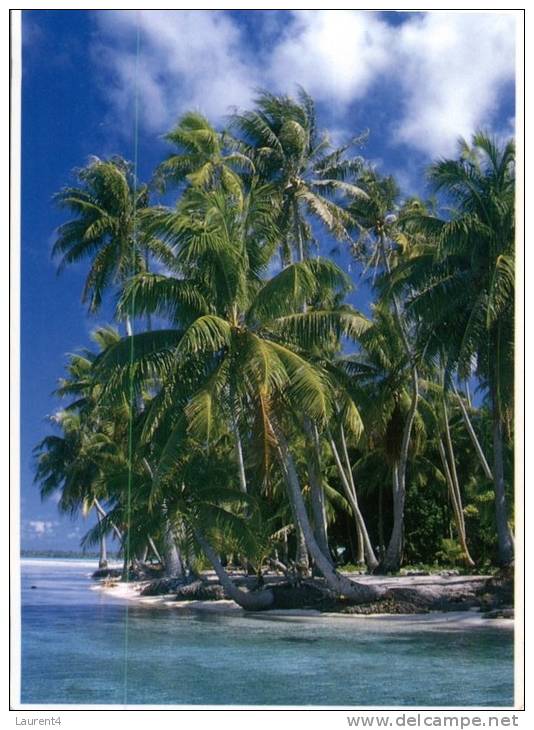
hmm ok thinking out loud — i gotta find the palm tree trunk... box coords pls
[438,438,475,567]
[303,419,331,562]
[338,423,378,570]
[328,434,378,570]
[453,385,493,480]
[96,509,108,569]
[378,484,385,559]
[231,415,248,494]
[162,519,184,578]
[272,417,383,603]
[381,462,404,572]
[491,393,514,566]
[378,233,419,573]
[94,498,123,542]
[294,523,310,572]
[148,535,163,565]
[193,528,274,610]
[442,400,475,566]
[294,202,305,263]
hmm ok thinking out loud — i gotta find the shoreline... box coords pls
[91,574,514,629]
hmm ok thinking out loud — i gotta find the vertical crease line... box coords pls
[123,12,141,708]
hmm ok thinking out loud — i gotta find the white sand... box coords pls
[91,574,513,628]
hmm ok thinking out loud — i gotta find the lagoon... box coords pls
[19,559,514,707]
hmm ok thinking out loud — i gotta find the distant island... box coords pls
[21,549,120,560]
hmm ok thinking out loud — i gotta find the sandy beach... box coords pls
[91,572,514,629]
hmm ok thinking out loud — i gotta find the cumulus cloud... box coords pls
[267,11,393,103]
[94,10,259,131]
[28,520,57,537]
[92,10,516,157]
[392,12,516,155]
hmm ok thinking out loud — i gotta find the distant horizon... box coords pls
[20,548,121,558]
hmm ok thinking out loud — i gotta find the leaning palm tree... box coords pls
[34,327,125,567]
[396,133,515,566]
[96,181,382,603]
[233,90,369,568]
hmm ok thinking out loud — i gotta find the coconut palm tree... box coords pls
[53,156,167,332]
[232,88,366,264]
[155,111,254,197]
[95,181,381,603]
[346,172,421,571]
[395,133,515,566]
[34,327,125,567]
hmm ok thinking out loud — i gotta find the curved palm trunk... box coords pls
[377,484,386,559]
[193,528,274,610]
[94,498,123,543]
[272,418,383,603]
[453,385,493,480]
[231,416,248,495]
[338,423,378,570]
[441,400,475,567]
[328,433,378,571]
[294,527,310,572]
[147,535,163,565]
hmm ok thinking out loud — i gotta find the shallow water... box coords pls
[19,559,514,707]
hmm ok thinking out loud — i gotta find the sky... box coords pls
[19,9,517,550]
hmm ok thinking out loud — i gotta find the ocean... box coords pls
[18,558,514,707]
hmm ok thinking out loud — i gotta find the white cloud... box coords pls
[92,10,516,157]
[28,520,57,537]
[267,11,393,103]
[392,13,516,155]
[94,10,258,131]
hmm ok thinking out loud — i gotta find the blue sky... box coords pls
[19,9,516,550]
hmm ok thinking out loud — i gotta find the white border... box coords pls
[7,4,526,723]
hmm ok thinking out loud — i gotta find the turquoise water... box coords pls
[20,559,514,707]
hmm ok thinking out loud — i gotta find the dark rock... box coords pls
[475,570,514,612]
[269,581,338,610]
[92,563,164,582]
[129,563,164,581]
[140,577,188,596]
[174,582,226,602]
[92,567,122,580]
[341,598,429,615]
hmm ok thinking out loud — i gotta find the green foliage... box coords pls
[37,96,515,578]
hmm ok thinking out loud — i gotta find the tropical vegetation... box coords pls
[34,90,516,609]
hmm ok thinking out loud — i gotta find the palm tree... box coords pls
[347,172,421,572]
[155,111,254,197]
[398,133,515,566]
[96,181,382,603]
[232,88,366,264]
[34,327,125,567]
[233,90,370,569]
[53,156,165,332]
